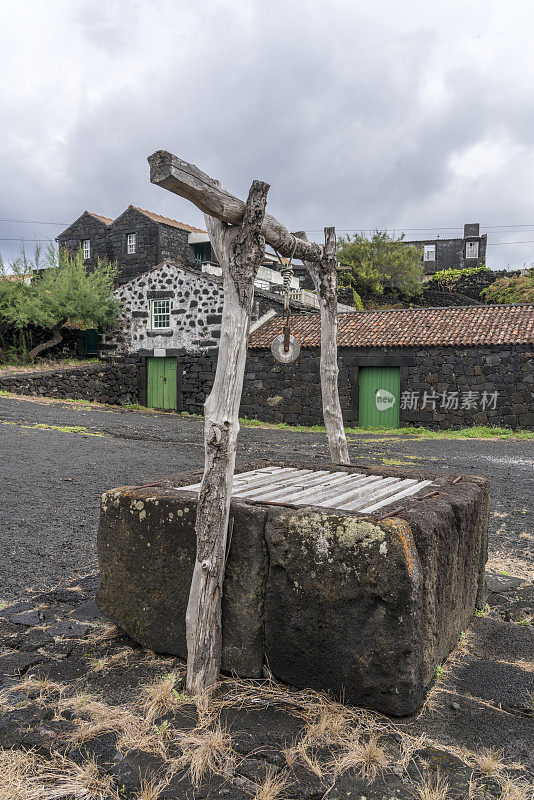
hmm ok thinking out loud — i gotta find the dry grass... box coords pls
[174,721,235,786]
[55,691,170,756]
[498,777,534,800]
[0,748,119,800]
[397,734,429,771]
[86,648,131,672]
[284,739,324,778]
[252,767,291,800]
[135,775,171,800]
[139,670,189,722]
[332,733,390,783]
[87,623,121,641]
[10,676,65,702]
[457,746,525,777]
[411,770,451,800]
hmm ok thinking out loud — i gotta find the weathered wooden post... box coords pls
[184,182,269,693]
[298,229,350,465]
[147,151,350,692]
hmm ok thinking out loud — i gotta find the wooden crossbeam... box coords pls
[148,150,324,262]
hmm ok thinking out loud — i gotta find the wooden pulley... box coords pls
[271,308,300,363]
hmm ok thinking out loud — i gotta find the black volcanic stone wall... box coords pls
[0,360,140,405]
[239,344,534,430]
[158,226,196,269]
[110,208,160,284]
[57,216,112,266]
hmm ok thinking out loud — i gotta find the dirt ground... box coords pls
[0,393,532,798]
[0,393,532,598]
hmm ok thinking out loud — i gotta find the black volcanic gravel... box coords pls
[0,394,532,600]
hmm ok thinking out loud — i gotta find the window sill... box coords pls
[147,329,173,337]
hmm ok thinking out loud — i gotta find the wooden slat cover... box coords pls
[180,467,432,515]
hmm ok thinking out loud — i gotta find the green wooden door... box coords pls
[147,358,177,410]
[358,366,400,428]
[85,329,99,355]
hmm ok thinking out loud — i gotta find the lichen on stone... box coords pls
[290,512,386,562]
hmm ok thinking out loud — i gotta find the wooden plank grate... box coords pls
[180,467,433,514]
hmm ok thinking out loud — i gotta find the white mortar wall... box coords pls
[103,262,224,354]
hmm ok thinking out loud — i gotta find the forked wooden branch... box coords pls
[185,179,270,694]
[298,228,350,465]
[148,150,323,262]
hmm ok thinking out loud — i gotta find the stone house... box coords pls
[56,207,211,285]
[100,261,316,412]
[241,304,534,430]
[404,223,487,278]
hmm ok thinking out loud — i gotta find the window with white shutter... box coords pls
[423,244,436,261]
[466,241,479,259]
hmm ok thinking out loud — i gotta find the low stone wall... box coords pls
[241,344,534,429]
[0,360,140,405]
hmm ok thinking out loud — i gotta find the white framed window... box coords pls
[150,298,170,330]
[82,239,91,260]
[127,233,137,254]
[465,241,479,259]
[423,244,436,261]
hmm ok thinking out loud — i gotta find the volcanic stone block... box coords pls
[96,482,267,677]
[97,461,489,715]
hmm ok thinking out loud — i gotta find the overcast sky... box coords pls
[1,0,534,268]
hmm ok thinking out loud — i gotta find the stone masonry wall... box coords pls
[102,263,224,356]
[158,225,196,270]
[0,361,140,405]
[240,344,534,429]
[57,214,112,266]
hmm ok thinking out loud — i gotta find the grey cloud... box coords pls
[1,0,534,267]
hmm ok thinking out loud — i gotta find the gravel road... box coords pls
[0,394,532,600]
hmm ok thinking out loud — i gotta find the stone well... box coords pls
[96,460,489,716]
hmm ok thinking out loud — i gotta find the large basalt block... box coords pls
[97,460,489,715]
[96,476,267,677]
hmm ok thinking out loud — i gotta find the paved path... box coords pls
[0,394,532,599]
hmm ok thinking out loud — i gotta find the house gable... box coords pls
[102,262,224,355]
[56,211,114,264]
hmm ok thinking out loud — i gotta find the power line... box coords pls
[0,218,68,225]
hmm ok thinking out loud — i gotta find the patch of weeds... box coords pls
[173,721,236,787]
[233,416,534,440]
[0,748,118,800]
[474,604,490,618]
[435,664,446,680]
[331,733,390,783]
[0,420,106,437]
[139,671,189,723]
[86,648,132,672]
[252,766,291,799]
[412,769,451,799]
[499,570,512,577]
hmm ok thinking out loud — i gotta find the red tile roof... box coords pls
[132,207,206,233]
[87,211,113,225]
[248,305,534,348]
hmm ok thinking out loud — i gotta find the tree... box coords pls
[337,231,423,304]
[481,268,534,304]
[0,245,118,360]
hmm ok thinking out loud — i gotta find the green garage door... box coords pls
[147,357,177,411]
[358,366,400,428]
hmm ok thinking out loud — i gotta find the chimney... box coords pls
[464,223,480,238]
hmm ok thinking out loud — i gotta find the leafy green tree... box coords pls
[0,245,118,361]
[337,231,424,305]
[481,268,534,304]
